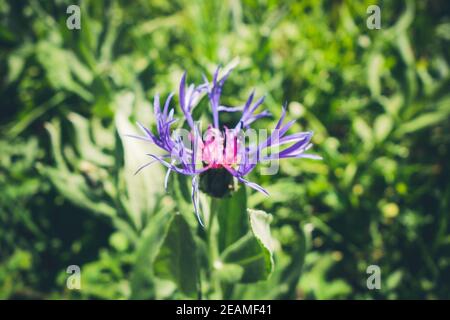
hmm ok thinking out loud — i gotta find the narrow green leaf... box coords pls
[115,93,165,230]
[153,214,199,298]
[220,209,274,283]
[6,93,65,137]
[278,224,308,299]
[374,114,393,143]
[248,209,274,267]
[67,113,114,167]
[367,53,383,97]
[215,263,244,283]
[36,42,93,101]
[130,211,172,299]
[353,117,373,147]
[396,112,448,136]
[217,186,248,253]
[171,173,194,216]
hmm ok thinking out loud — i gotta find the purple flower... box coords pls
[127,67,321,225]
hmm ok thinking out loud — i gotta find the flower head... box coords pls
[127,66,321,225]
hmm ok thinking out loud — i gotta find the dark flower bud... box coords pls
[199,168,234,198]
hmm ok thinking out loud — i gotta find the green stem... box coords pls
[207,198,222,298]
[208,198,218,271]
[208,198,218,246]
[197,271,203,300]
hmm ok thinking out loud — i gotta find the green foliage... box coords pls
[1,0,449,299]
[217,186,248,252]
[153,214,199,298]
[220,209,274,283]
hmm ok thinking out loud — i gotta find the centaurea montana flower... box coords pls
[127,67,321,225]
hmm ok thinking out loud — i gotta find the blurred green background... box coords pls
[1,0,449,299]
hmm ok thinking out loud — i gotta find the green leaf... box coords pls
[278,224,308,298]
[396,111,448,136]
[228,222,307,299]
[115,92,165,230]
[153,214,199,298]
[41,120,137,242]
[36,42,93,101]
[374,114,393,143]
[217,186,248,253]
[353,117,373,148]
[67,113,114,167]
[41,121,115,217]
[299,252,352,299]
[171,174,194,217]
[367,53,383,97]
[7,44,32,84]
[215,263,244,283]
[248,209,274,267]
[130,211,172,299]
[6,93,65,137]
[220,209,274,283]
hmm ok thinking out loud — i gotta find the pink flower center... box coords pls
[201,126,239,169]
